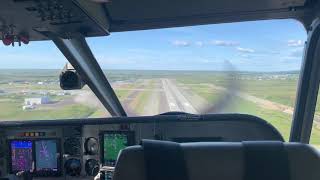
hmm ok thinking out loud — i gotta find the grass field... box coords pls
[185,84,320,145]
[178,78,320,146]
[0,102,95,120]
[238,80,298,107]
[0,69,319,146]
[115,90,130,100]
[128,80,155,115]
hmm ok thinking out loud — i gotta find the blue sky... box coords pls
[0,19,307,71]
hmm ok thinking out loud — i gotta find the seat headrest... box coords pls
[114,141,320,180]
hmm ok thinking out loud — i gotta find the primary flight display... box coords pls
[9,139,61,176]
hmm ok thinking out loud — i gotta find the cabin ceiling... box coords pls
[105,0,309,31]
[0,0,317,41]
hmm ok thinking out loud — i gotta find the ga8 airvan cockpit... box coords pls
[0,0,320,180]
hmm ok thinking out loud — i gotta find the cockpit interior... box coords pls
[0,0,320,180]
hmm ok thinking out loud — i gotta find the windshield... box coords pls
[0,19,313,141]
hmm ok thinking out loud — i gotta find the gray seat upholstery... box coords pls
[113,142,320,180]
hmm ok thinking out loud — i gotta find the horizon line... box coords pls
[0,68,300,73]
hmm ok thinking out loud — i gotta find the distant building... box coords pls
[56,91,70,96]
[22,105,35,110]
[39,91,48,95]
[24,97,50,105]
[57,92,66,96]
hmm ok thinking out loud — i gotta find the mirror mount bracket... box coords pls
[41,31,126,117]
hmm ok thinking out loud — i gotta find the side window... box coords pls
[310,125,320,149]
[310,96,320,149]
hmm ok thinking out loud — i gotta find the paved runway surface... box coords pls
[161,79,197,113]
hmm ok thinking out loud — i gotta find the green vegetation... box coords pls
[226,96,294,141]
[239,80,298,107]
[175,72,312,141]
[186,84,320,145]
[89,90,131,118]
[189,91,320,145]
[175,71,299,107]
[131,90,152,115]
[115,90,130,100]
[90,109,108,118]
[184,84,222,102]
[0,69,319,146]
[129,80,155,115]
[0,101,95,120]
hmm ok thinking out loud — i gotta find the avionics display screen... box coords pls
[9,139,61,176]
[102,131,134,166]
[10,140,33,172]
[35,140,58,172]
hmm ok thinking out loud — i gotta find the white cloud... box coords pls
[240,54,250,58]
[96,55,137,65]
[288,40,304,47]
[172,40,239,47]
[284,56,300,60]
[201,59,210,63]
[195,41,204,47]
[290,48,304,57]
[171,40,190,47]
[279,56,302,63]
[211,40,239,46]
[237,47,255,53]
[282,48,304,61]
[200,58,220,64]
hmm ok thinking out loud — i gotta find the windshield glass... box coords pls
[0,19,313,141]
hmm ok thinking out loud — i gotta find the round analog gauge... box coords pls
[65,158,81,176]
[84,137,99,155]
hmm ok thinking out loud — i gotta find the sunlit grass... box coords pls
[0,101,96,121]
[186,86,320,145]
[129,80,156,115]
[115,90,130,100]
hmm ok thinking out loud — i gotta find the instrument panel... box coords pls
[0,125,136,180]
[0,114,284,180]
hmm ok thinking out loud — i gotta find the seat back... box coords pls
[113,141,320,180]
